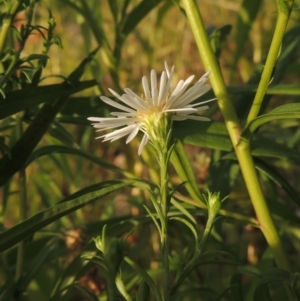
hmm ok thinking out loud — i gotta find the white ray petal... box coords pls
[179,75,195,93]
[101,124,136,141]
[166,80,184,108]
[164,61,171,77]
[172,84,211,108]
[88,117,102,122]
[191,105,209,112]
[164,108,198,114]
[124,88,149,110]
[95,126,122,132]
[172,115,188,120]
[108,88,124,101]
[158,71,167,106]
[110,112,139,117]
[182,115,210,121]
[138,134,149,156]
[197,70,211,84]
[187,98,216,107]
[90,117,132,127]
[166,75,195,108]
[126,124,141,144]
[151,70,158,106]
[100,96,135,113]
[164,63,174,91]
[108,89,144,111]
[142,76,152,105]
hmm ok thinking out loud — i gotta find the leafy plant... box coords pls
[1,0,300,301]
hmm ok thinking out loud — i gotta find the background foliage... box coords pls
[0,0,300,300]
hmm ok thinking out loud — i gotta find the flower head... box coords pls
[88,62,214,155]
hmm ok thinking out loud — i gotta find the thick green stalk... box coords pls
[236,142,291,269]
[182,0,291,271]
[247,0,295,124]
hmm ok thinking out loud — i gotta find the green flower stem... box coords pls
[199,192,222,251]
[146,114,172,300]
[159,151,170,301]
[198,213,215,252]
[182,0,291,271]
[247,0,295,124]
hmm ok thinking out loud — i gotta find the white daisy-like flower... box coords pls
[88,62,215,155]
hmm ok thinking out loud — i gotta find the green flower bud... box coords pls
[93,236,104,253]
[203,191,224,218]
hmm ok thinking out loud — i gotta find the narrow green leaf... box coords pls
[170,217,198,248]
[143,205,162,237]
[253,284,272,301]
[48,283,79,301]
[116,275,132,301]
[229,273,244,301]
[209,24,232,59]
[137,280,150,301]
[208,150,239,199]
[48,122,78,148]
[0,137,10,157]
[0,180,133,252]
[170,199,196,225]
[19,239,62,290]
[121,0,162,37]
[232,0,261,68]
[0,80,97,119]
[26,145,138,179]
[173,120,231,151]
[197,250,240,266]
[67,46,100,83]
[73,284,99,301]
[233,24,300,121]
[108,0,118,23]
[50,241,97,297]
[252,136,300,163]
[228,84,300,96]
[174,119,300,164]
[255,158,300,208]
[215,285,242,301]
[256,268,291,286]
[124,256,162,301]
[58,96,106,125]
[171,140,205,206]
[242,103,300,141]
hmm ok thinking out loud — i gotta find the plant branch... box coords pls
[182,0,291,272]
[246,0,295,124]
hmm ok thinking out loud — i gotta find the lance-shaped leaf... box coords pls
[241,103,300,142]
[0,180,134,252]
[171,140,205,206]
[26,145,139,179]
[121,0,162,37]
[0,81,96,119]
